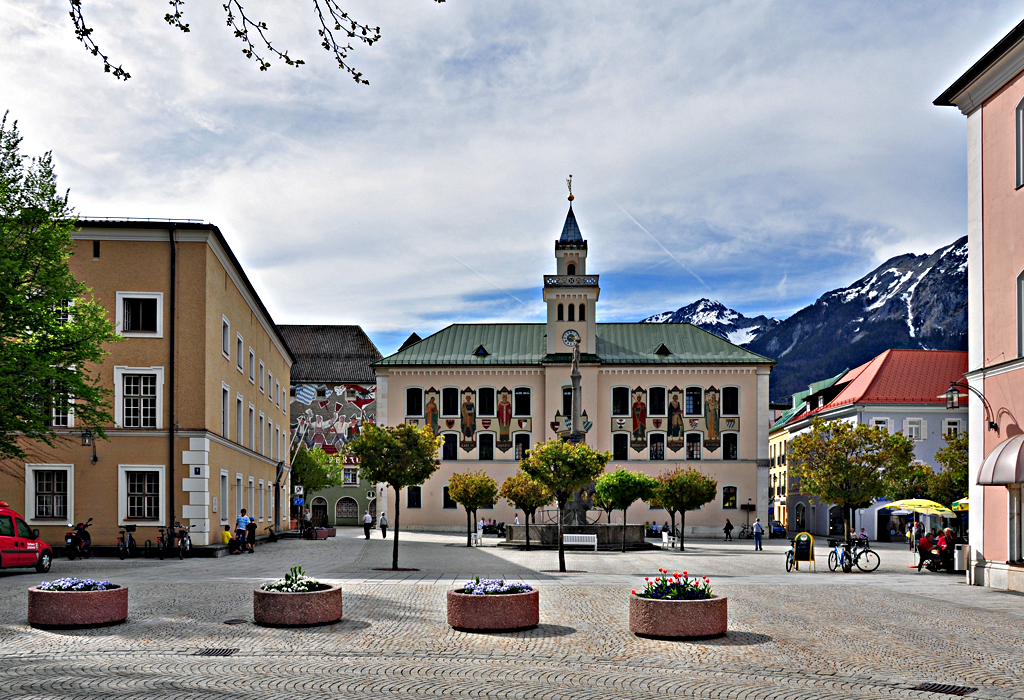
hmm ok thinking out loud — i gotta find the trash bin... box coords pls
[954,543,969,572]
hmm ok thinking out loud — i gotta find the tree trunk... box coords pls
[843,507,851,547]
[466,507,473,547]
[680,510,686,551]
[557,500,566,572]
[392,485,401,570]
[621,505,628,553]
[524,510,531,551]
[669,509,677,549]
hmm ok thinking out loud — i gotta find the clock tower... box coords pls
[544,178,600,355]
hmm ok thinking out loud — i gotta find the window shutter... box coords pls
[901,419,909,435]
[920,419,927,438]
[888,418,895,433]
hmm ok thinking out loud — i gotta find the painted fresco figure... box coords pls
[424,395,439,436]
[460,389,477,442]
[668,392,683,437]
[496,388,512,444]
[704,386,721,452]
[631,389,647,442]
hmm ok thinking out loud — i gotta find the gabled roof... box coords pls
[278,325,382,383]
[558,205,583,243]
[826,349,967,408]
[935,17,1024,107]
[373,323,775,368]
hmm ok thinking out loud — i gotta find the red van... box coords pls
[0,501,53,573]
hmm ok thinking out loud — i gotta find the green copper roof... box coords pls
[808,369,848,395]
[770,370,848,433]
[373,323,775,368]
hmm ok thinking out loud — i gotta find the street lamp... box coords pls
[81,428,97,463]
[945,381,999,432]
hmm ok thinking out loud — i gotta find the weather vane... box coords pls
[566,174,574,202]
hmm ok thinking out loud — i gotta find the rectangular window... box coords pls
[649,387,666,416]
[34,470,67,519]
[275,380,281,407]
[406,388,423,416]
[221,386,230,437]
[442,433,458,460]
[612,387,629,417]
[685,387,703,416]
[258,481,264,520]
[562,387,573,417]
[127,471,160,520]
[514,434,531,460]
[442,486,457,509]
[56,299,71,325]
[236,334,244,370]
[442,388,459,416]
[92,240,100,258]
[1017,99,1024,189]
[722,387,739,416]
[722,486,737,509]
[124,297,158,333]
[259,413,265,455]
[514,387,531,416]
[220,473,229,523]
[51,388,72,428]
[649,434,665,461]
[905,419,922,441]
[723,433,738,460]
[872,418,889,431]
[613,433,629,461]
[248,477,255,517]
[478,387,495,416]
[407,486,422,509]
[236,396,243,444]
[343,468,359,485]
[222,318,231,357]
[686,433,702,460]
[123,374,157,428]
[259,361,265,392]
[267,372,273,400]
[236,475,243,516]
[944,419,961,437]
[248,406,255,451]
[479,433,494,460]
[248,348,255,383]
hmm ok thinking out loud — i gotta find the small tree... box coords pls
[591,488,616,525]
[345,424,441,570]
[655,466,718,551]
[448,470,499,547]
[595,469,658,552]
[497,471,552,551]
[791,417,915,544]
[520,438,610,572]
[930,431,969,508]
[290,444,345,495]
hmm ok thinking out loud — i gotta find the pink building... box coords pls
[937,18,1024,590]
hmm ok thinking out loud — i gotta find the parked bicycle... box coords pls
[264,525,278,543]
[158,522,195,560]
[117,523,139,560]
[827,538,880,573]
[738,523,753,539]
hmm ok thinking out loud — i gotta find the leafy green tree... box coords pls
[345,424,441,570]
[448,469,499,547]
[0,113,120,469]
[497,471,552,551]
[790,417,915,544]
[595,469,658,552]
[520,438,610,572]
[290,444,345,495]
[591,488,616,525]
[930,432,969,507]
[654,466,718,551]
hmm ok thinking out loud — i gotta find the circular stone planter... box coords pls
[447,589,539,631]
[253,583,342,627]
[28,585,128,629]
[628,594,727,639]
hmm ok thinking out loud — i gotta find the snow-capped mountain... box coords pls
[641,299,780,345]
[745,236,967,400]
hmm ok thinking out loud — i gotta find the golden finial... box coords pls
[566,174,574,201]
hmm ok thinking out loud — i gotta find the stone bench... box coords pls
[563,533,598,551]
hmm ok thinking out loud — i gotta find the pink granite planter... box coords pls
[447,589,539,631]
[28,585,128,629]
[253,583,342,627]
[629,594,727,638]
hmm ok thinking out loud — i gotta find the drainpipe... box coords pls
[168,227,177,528]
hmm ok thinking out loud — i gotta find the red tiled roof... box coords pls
[827,349,967,408]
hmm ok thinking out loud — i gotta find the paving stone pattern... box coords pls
[1,531,1022,699]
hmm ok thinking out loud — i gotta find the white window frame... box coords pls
[258,479,265,521]
[685,431,703,460]
[248,348,255,384]
[1017,96,1024,190]
[513,386,532,417]
[441,432,459,461]
[612,432,630,461]
[51,388,75,428]
[113,366,165,429]
[248,403,256,451]
[477,432,496,461]
[871,417,894,433]
[248,476,255,518]
[259,411,266,455]
[221,315,230,357]
[943,419,963,437]
[647,386,668,417]
[236,473,243,518]
[441,386,459,417]
[722,431,739,461]
[343,467,359,485]
[267,371,273,401]
[406,387,425,417]
[117,464,166,526]
[721,385,740,417]
[1018,269,1024,358]
[24,464,74,526]
[1010,484,1023,562]
[648,432,667,461]
[903,418,924,441]
[684,386,704,417]
[236,394,244,445]
[275,380,281,407]
[116,291,164,338]
[221,382,230,438]
[259,361,266,393]
[513,432,532,461]
[611,386,631,417]
[236,333,244,372]
[220,470,229,524]
[477,386,496,417]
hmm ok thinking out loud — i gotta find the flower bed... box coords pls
[254,566,342,627]
[447,578,539,631]
[629,568,727,638]
[28,578,128,629]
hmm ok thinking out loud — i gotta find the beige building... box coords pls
[374,201,775,535]
[0,220,293,547]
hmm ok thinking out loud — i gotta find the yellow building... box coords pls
[0,220,293,547]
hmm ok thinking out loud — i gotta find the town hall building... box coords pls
[373,195,775,536]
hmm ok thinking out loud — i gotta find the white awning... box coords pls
[979,434,1024,485]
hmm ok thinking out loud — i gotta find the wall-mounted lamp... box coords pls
[945,381,998,432]
[81,428,97,463]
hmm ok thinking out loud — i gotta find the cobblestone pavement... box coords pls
[1,529,1022,699]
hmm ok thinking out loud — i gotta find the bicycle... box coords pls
[117,524,139,560]
[827,538,880,573]
[264,525,278,543]
[738,523,753,539]
[176,523,194,559]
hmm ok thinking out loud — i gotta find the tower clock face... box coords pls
[562,329,581,347]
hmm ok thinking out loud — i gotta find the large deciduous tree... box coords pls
[930,432,968,507]
[497,471,552,551]
[448,469,499,547]
[0,113,119,470]
[654,466,718,551]
[790,417,915,544]
[594,469,658,553]
[345,424,441,570]
[290,444,345,495]
[520,439,610,572]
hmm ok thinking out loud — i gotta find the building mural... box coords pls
[614,384,740,454]
[405,385,533,453]
[291,383,376,453]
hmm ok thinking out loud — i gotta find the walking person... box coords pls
[752,518,764,551]
[235,508,251,554]
[379,511,388,539]
[362,511,373,540]
[723,518,734,541]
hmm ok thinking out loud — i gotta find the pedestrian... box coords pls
[514,514,520,526]
[246,517,257,553]
[379,511,389,539]
[752,518,764,551]
[907,524,914,551]
[235,508,251,554]
[362,511,373,540]
[723,518,734,541]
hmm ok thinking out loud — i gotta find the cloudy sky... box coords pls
[1,1,1018,355]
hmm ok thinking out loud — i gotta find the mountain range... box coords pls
[641,236,968,401]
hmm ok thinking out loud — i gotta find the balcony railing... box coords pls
[543,275,599,287]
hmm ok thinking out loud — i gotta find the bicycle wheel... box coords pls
[841,552,853,573]
[828,550,838,571]
[786,550,794,572]
[856,549,880,572]
[118,541,126,560]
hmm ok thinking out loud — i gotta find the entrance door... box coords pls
[794,503,806,532]
[310,497,328,526]
[828,506,845,536]
[368,498,377,521]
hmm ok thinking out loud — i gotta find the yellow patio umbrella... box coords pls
[883,499,957,519]
[951,498,969,512]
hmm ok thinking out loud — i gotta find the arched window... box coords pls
[557,303,564,321]
[723,432,738,460]
[567,263,576,276]
[568,304,575,322]
[336,497,358,519]
[795,503,806,531]
[578,303,586,321]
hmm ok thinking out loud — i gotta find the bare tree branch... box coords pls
[67,0,130,80]
[163,0,190,33]
[222,0,304,71]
